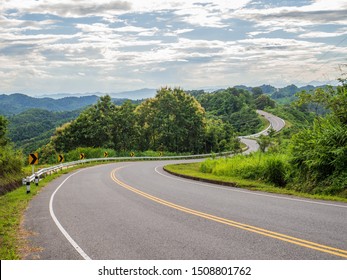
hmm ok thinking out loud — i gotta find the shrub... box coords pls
[199,152,289,187]
[262,154,288,187]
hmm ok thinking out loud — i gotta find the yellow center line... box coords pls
[110,167,347,259]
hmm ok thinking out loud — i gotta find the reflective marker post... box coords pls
[35,173,39,186]
[26,176,31,194]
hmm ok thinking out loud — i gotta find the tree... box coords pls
[256,135,271,153]
[255,94,276,110]
[295,79,347,124]
[0,115,22,192]
[52,95,115,151]
[136,87,206,153]
[111,101,140,151]
[252,87,263,99]
[204,118,239,153]
[0,115,8,147]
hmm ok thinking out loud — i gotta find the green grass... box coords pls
[164,162,347,203]
[0,173,59,259]
[259,114,270,131]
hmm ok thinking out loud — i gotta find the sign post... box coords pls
[28,153,39,175]
[58,154,64,163]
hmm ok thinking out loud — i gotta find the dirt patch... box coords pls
[18,218,43,260]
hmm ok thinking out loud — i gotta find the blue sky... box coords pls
[1,0,347,95]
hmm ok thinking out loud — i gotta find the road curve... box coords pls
[239,110,286,153]
[23,160,347,260]
[23,111,346,260]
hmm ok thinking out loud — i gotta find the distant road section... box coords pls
[239,110,286,153]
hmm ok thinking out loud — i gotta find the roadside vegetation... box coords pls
[0,116,23,195]
[167,79,347,200]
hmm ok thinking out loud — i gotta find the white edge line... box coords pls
[49,170,92,260]
[155,166,347,209]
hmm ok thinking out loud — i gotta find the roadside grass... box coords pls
[258,114,270,131]
[164,162,347,203]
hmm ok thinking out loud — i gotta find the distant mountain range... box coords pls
[234,84,329,104]
[0,93,131,116]
[0,84,329,116]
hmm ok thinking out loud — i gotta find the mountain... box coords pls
[0,84,330,116]
[0,94,100,115]
[0,94,131,116]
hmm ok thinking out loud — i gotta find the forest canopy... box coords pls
[51,87,260,155]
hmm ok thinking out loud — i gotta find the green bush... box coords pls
[0,145,23,194]
[65,147,116,162]
[262,154,288,187]
[200,152,289,187]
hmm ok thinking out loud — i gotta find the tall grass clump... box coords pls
[0,146,23,195]
[200,152,289,187]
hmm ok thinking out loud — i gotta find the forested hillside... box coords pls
[188,87,275,134]
[7,109,81,154]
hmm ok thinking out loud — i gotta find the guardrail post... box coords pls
[22,178,26,186]
[35,173,39,186]
[26,176,31,194]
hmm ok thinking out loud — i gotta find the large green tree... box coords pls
[204,118,239,153]
[53,95,115,151]
[136,87,206,153]
[111,100,140,151]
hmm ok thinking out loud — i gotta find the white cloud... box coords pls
[299,27,347,38]
[1,0,346,93]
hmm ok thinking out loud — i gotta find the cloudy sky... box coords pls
[1,0,347,95]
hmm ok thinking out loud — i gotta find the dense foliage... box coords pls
[192,87,263,134]
[49,88,242,160]
[289,79,347,195]
[199,79,347,198]
[7,109,81,154]
[0,115,23,195]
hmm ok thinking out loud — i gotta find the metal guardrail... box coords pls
[238,122,272,139]
[23,151,239,189]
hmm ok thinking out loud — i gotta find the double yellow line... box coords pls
[111,167,347,259]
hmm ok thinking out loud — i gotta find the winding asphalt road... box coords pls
[23,112,347,260]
